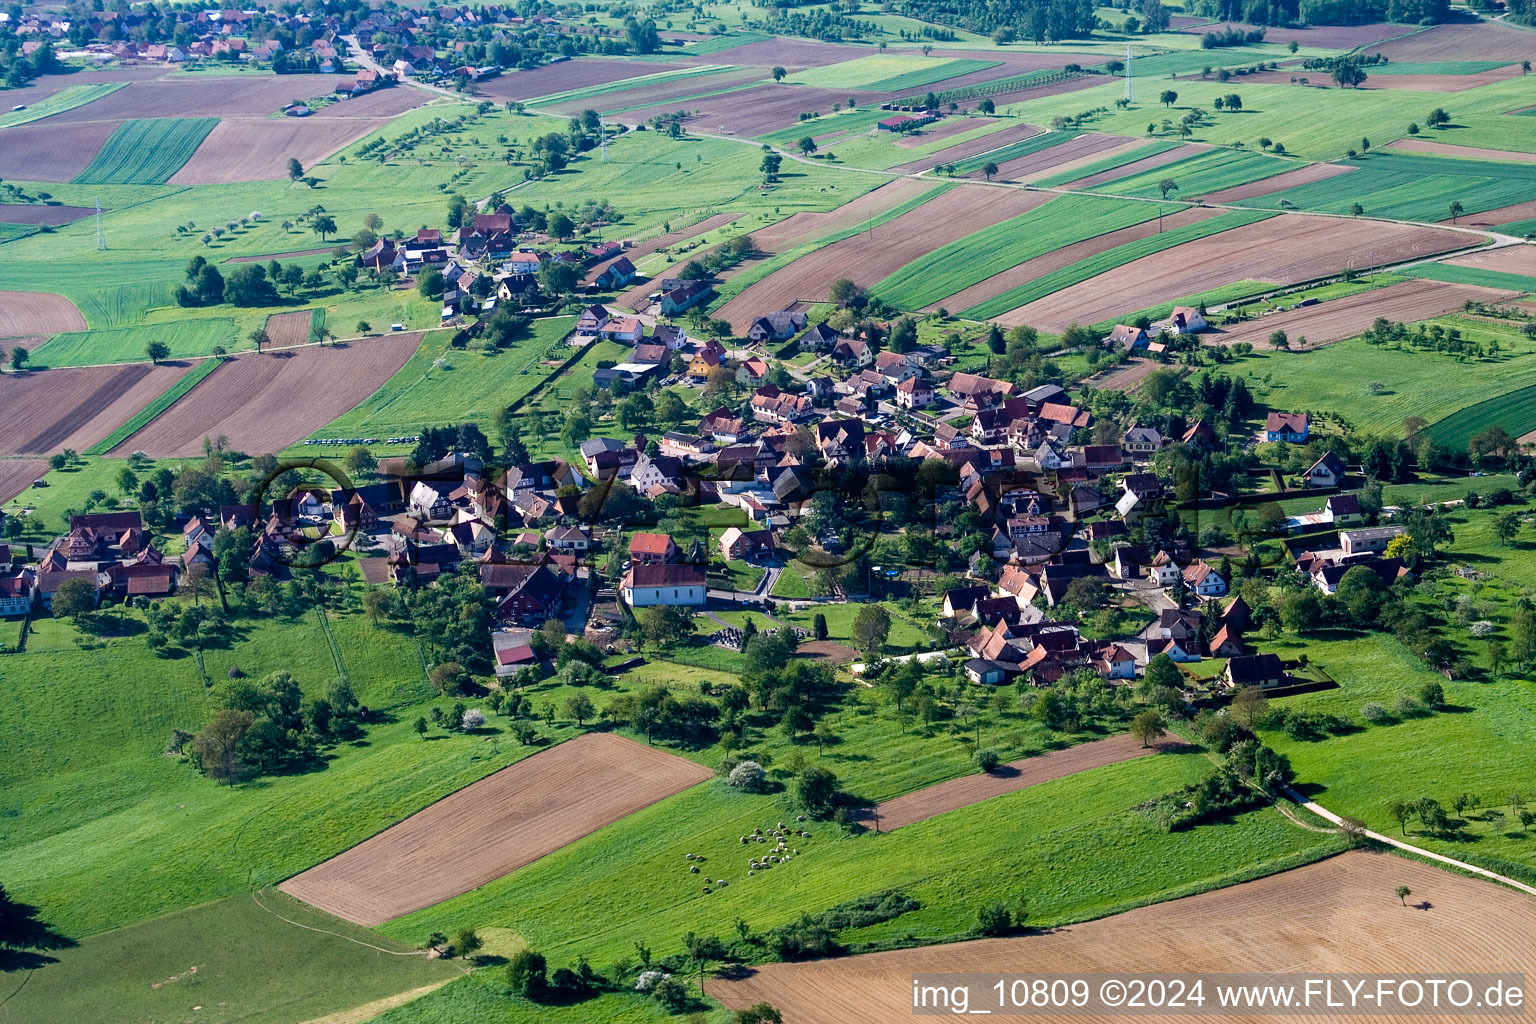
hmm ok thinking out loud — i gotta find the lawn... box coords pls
[72,118,219,185]
[313,317,575,441]
[31,318,237,368]
[777,601,931,652]
[1,892,459,1024]
[380,749,1340,971]
[961,208,1274,320]
[873,193,1157,310]
[786,55,997,92]
[1228,318,1536,438]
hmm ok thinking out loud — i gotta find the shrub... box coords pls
[975,748,1000,772]
[651,977,691,1012]
[507,949,548,997]
[1360,702,1389,724]
[727,759,768,792]
[461,708,486,730]
[975,901,1011,936]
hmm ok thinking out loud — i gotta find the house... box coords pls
[1167,305,1207,334]
[800,322,840,351]
[1106,324,1147,351]
[593,256,637,289]
[700,407,748,443]
[719,526,774,561]
[599,316,644,344]
[1225,652,1286,691]
[747,310,806,343]
[1265,411,1310,443]
[494,643,540,676]
[1182,559,1227,598]
[1208,625,1244,658]
[831,338,872,368]
[1148,551,1182,588]
[942,584,991,618]
[0,571,35,616]
[1321,493,1363,527]
[1306,451,1346,488]
[1181,418,1217,447]
[654,324,689,350]
[964,658,1018,685]
[489,565,567,623]
[1340,525,1403,557]
[735,358,770,386]
[661,280,712,315]
[630,452,685,492]
[894,376,934,410]
[544,525,591,552]
[632,342,669,365]
[35,569,100,611]
[621,563,706,607]
[1094,644,1137,680]
[1122,424,1164,456]
[947,372,1013,410]
[688,343,725,380]
[750,385,813,424]
[873,351,920,384]
[629,532,677,565]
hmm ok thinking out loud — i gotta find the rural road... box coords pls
[1287,787,1536,899]
[343,36,464,100]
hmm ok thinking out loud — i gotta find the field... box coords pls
[314,318,575,440]
[1402,261,1536,293]
[971,133,1143,183]
[856,733,1155,831]
[1254,151,1536,223]
[525,64,737,106]
[1365,19,1536,61]
[0,361,195,455]
[624,83,872,138]
[0,457,48,503]
[85,356,226,456]
[1092,147,1298,200]
[891,121,1042,173]
[926,205,1222,314]
[477,59,682,102]
[0,892,459,1024]
[279,733,713,926]
[38,75,401,121]
[871,192,1159,311]
[71,118,219,185]
[1043,139,1195,189]
[708,852,1536,1022]
[1386,139,1536,165]
[379,748,1337,969]
[109,333,421,456]
[1426,382,1536,448]
[0,121,119,182]
[995,215,1472,330]
[0,290,87,337]
[1232,315,1536,434]
[168,116,390,184]
[1210,279,1513,351]
[948,129,1065,174]
[32,318,236,368]
[0,82,128,128]
[1200,161,1357,203]
[716,185,1050,330]
[785,55,999,92]
[1443,242,1536,279]
[0,204,99,226]
[263,309,322,347]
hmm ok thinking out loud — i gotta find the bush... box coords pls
[975,748,1000,772]
[507,949,548,997]
[1418,680,1445,709]
[727,759,768,792]
[975,901,1011,936]
[461,707,486,730]
[651,977,692,1012]
[1360,702,1389,724]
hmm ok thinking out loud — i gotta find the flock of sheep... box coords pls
[680,818,816,894]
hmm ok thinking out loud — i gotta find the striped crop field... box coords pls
[527,65,736,106]
[874,194,1157,310]
[963,208,1275,320]
[1094,147,1297,200]
[1033,139,1183,187]
[950,131,1069,173]
[72,118,218,185]
[0,83,128,129]
[85,356,226,456]
[1250,151,1536,222]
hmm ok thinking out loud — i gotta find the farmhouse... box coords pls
[719,526,775,561]
[1265,412,1310,443]
[1165,306,1207,334]
[621,563,706,607]
[629,532,677,565]
[894,376,934,410]
[747,310,807,343]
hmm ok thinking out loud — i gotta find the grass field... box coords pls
[311,317,575,441]
[32,318,237,368]
[1425,380,1536,448]
[786,55,997,91]
[379,749,1340,969]
[1033,138,1183,186]
[1399,261,1536,294]
[1368,60,1514,76]
[0,891,458,1024]
[950,130,1068,173]
[527,65,737,106]
[962,208,1274,319]
[1252,150,1536,221]
[1093,147,1297,199]
[71,118,219,185]
[1229,318,1536,438]
[873,193,1157,310]
[83,355,225,455]
[0,82,127,128]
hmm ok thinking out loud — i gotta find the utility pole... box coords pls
[96,196,105,250]
[1125,43,1134,104]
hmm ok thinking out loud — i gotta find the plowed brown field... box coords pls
[110,334,420,456]
[1444,243,1536,278]
[1365,20,1536,60]
[0,204,98,226]
[0,291,86,338]
[1446,198,1536,228]
[1179,20,1411,48]
[625,84,876,138]
[548,68,763,116]
[998,216,1470,331]
[927,205,1222,313]
[0,121,119,182]
[0,361,195,455]
[1386,139,1536,164]
[39,76,397,122]
[278,733,713,926]
[970,133,1135,183]
[0,458,49,503]
[1199,161,1356,203]
[168,117,388,184]
[474,59,666,101]
[263,309,318,347]
[892,121,1040,173]
[1056,142,1206,191]
[853,733,1155,831]
[718,185,1052,330]
[708,851,1536,1023]
[893,116,998,148]
[1210,280,1513,350]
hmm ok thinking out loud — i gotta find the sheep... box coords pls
[690,865,700,873]
[740,836,748,845]
[686,853,695,860]
[796,814,806,822]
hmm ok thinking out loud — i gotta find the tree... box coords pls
[116,466,138,496]
[797,136,817,155]
[771,66,787,82]
[812,613,828,641]
[51,576,96,621]
[1350,203,1364,218]
[1157,178,1179,200]
[978,97,995,114]
[287,157,304,181]
[1448,201,1464,224]
[760,151,782,182]
[981,161,999,181]
[1388,799,1412,835]
[1130,709,1167,748]
[736,1004,784,1024]
[412,715,428,740]
[975,901,1011,936]
[1395,884,1412,906]
[0,883,73,965]
[311,215,337,242]
[345,445,378,479]
[418,267,445,300]
[547,212,575,239]
[506,949,548,997]
[192,709,256,784]
[1159,89,1178,108]
[851,604,891,653]
[793,765,839,817]
[1494,509,1521,546]
[451,928,483,959]
[564,692,594,726]
[1331,63,1366,88]
[145,340,170,365]
[1269,329,1289,350]
[8,346,28,372]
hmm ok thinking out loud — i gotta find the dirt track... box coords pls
[110,334,420,457]
[708,851,1536,1023]
[853,733,1154,831]
[0,361,195,455]
[278,733,712,926]
[0,290,87,338]
[927,205,1224,313]
[1208,280,1513,350]
[168,117,388,184]
[998,216,1471,331]
[719,185,1051,330]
